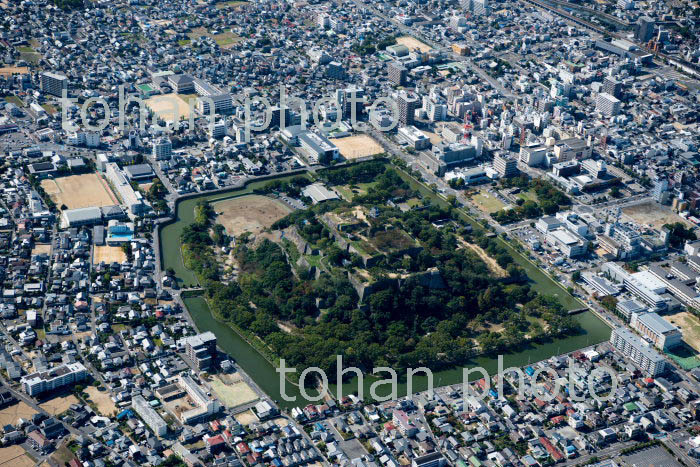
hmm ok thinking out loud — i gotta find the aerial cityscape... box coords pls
[0,0,699,465]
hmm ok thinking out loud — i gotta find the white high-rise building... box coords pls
[596,93,621,116]
[152,137,172,160]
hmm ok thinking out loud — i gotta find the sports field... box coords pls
[471,190,506,214]
[146,93,192,121]
[0,66,29,77]
[396,36,432,53]
[330,135,384,160]
[210,374,259,408]
[214,195,291,237]
[41,173,118,209]
[622,202,693,230]
[94,245,127,264]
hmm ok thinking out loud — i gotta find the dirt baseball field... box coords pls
[93,245,127,264]
[330,135,384,160]
[210,374,259,408]
[396,36,432,53]
[622,202,693,230]
[234,409,259,426]
[39,394,79,416]
[85,386,117,416]
[0,401,37,426]
[0,66,29,77]
[0,445,34,467]
[146,93,192,121]
[41,173,118,209]
[214,195,291,237]
[31,244,51,256]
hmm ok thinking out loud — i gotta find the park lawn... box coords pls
[472,191,506,214]
[42,103,57,115]
[17,46,34,53]
[5,95,24,107]
[215,0,247,8]
[392,165,582,311]
[213,31,241,47]
[178,39,191,46]
[518,189,539,203]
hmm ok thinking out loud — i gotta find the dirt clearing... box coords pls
[31,244,51,256]
[40,394,79,416]
[330,135,384,160]
[667,311,700,352]
[396,36,432,53]
[41,173,118,209]
[94,245,127,264]
[85,386,117,416]
[146,93,192,121]
[458,238,507,277]
[214,195,291,238]
[622,202,693,230]
[210,374,259,408]
[0,401,37,426]
[234,409,259,426]
[0,445,34,466]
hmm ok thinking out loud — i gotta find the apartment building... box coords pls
[152,137,172,160]
[21,362,87,396]
[610,327,667,377]
[40,72,68,97]
[132,395,168,436]
[181,331,217,372]
[596,93,621,116]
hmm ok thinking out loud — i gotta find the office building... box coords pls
[630,312,682,351]
[610,327,667,376]
[397,91,420,126]
[467,0,490,16]
[132,395,168,436]
[336,87,365,120]
[596,92,621,117]
[493,153,518,178]
[553,138,591,162]
[603,77,622,99]
[636,16,655,42]
[180,332,217,371]
[326,61,345,80]
[388,62,408,86]
[602,262,667,312]
[545,228,588,258]
[398,126,431,150]
[40,72,68,97]
[616,298,647,322]
[299,132,339,163]
[21,362,87,396]
[582,272,621,297]
[152,137,172,160]
[519,145,548,167]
